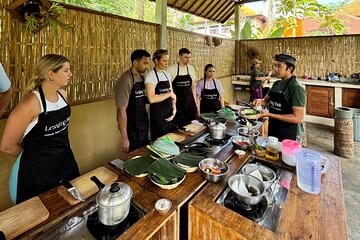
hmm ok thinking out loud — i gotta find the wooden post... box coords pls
[156,0,167,49]
[234,2,241,75]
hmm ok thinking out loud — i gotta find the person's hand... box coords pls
[120,137,130,153]
[252,98,265,108]
[196,108,201,119]
[258,109,270,118]
[165,108,176,121]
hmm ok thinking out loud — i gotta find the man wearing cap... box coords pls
[252,54,306,141]
[249,59,271,102]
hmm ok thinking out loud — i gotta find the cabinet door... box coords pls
[306,86,335,118]
[342,88,360,108]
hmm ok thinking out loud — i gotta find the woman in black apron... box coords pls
[145,49,176,140]
[1,54,79,204]
[172,63,197,126]
[196,64,225,113]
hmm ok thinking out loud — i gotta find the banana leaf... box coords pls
[147,158,186,181]
[172,153,204,167]
[123,155,156,176]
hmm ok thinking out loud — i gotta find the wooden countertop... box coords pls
[17,119,347,240]
[232,75,360,89]
[188,152,348,240]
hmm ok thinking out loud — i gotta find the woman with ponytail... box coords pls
[0,54,79,204]
[196,64,225,113]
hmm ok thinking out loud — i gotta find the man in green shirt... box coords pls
[252,54,306,141]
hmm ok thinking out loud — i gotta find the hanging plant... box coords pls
[6,0,74,34]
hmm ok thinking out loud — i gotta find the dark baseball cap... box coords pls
[274,54,296,66]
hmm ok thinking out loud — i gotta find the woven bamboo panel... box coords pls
[167,27,236,80]
[237,35,360,78]
[0,2,158,113]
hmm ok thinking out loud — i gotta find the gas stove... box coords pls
[216,158,293,232]
[205,134,232,146]
[190,133,233,156]
[36,202,145,240]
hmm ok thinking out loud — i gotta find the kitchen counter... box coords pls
[16,119,347,240]
[232,75,360,89]
[232,75,360,126]
[188,151,348,240]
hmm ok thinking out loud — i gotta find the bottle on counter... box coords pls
[266,136,279,161]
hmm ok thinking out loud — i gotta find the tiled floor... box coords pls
[306,123,360,240]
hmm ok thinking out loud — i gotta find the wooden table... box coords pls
[17,119,347,240]
[188,153,348,240]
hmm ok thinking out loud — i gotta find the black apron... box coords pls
[200,78,221,113]
[268,80,297,141]
[149,70,175,139]
[16,86,79,204]
[173,63,196,126]
[126,70,149,151]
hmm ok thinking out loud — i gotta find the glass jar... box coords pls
[266,136,279,161]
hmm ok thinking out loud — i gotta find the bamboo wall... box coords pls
[238,35,360,78]
[167,28,236,103]
[167,27,235,79]
[0,2,159,113]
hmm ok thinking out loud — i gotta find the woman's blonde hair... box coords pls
[24,54,69,95]
[152,49,168,63]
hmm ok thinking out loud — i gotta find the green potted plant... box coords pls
[6,0,73,34]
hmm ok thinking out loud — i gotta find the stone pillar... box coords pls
[334,107,354,158]
[156,0,167,49]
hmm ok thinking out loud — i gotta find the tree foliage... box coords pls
[55,0,196,31]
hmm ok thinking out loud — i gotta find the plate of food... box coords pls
[149,173,186,190]
[238,118,257,128]
[237,127,260,139]
[239,108,260,119]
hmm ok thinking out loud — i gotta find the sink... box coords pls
[36,201,145,240]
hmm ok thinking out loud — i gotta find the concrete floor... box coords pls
[306,123,360,240]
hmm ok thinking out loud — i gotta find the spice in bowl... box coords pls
[155,198,172,215]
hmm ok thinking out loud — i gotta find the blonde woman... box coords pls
[1,54,79,204]
[145,49,176,140]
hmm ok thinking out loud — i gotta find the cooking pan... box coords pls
[185,142,213,156]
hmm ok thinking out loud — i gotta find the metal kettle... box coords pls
[90,176,133,226]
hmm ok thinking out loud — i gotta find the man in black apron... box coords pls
[16,86,79,203]
[115,50,150,152]
[168,48,197,126]
[252,54,306,141]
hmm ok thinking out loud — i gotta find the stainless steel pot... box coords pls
[228,174,266,205]
[91,176,133,226]
[241,164,276,189]
[208,122,226,140]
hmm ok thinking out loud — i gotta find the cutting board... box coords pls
[181,123,207,135]
[161,132,186,143]
[57,167,118,205]
[0,197,49,239]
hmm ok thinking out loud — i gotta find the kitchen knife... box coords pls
[61,179,85,202]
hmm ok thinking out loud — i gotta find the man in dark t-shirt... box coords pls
[114,50,151,152]
[252,54,306,141]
